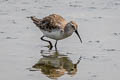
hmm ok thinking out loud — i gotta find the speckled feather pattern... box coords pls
[31,14,67,32]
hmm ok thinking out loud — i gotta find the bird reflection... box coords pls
[31,50,82,79]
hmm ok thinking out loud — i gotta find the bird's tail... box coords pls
[28,16,41,26]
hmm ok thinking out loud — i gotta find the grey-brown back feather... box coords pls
[30,14,67,32]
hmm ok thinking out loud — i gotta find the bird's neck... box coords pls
[64,24,74,37]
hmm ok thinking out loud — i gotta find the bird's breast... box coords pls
[41,29,72,40]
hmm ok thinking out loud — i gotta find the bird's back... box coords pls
[31,14,67,32]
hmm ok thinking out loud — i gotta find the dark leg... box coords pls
[41,36,53,50]
[55,40,58,50]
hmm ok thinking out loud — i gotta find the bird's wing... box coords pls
[30,16,41,27]
[40,14,67,31]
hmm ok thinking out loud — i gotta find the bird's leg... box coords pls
[55,40,58,50]
[40,36,53,50]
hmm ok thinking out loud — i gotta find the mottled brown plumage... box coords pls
[31,14,67,32]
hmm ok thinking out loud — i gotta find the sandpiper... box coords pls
[30,14,82,49]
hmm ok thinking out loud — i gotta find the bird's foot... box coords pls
[44,45,53,50]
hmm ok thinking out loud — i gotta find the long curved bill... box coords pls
[75,30,82,43]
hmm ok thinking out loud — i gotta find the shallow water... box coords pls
[0,0,120,80]
[29,50,82,79]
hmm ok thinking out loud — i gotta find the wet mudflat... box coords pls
[0,0,120,80]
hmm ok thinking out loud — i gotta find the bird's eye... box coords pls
[70,69,74,71]
[71,25,75,29]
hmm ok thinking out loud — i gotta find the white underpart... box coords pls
[41,29,72,40]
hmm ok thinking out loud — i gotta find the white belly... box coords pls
[41,30,72,40]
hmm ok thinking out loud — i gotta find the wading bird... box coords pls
[30,14,82,50]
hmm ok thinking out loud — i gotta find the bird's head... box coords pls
[68,21,82,43]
